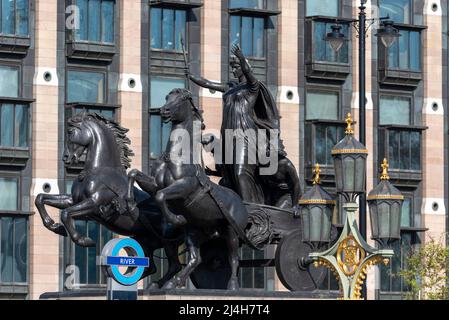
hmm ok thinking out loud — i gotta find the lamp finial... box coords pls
[380,158,390,181]
[313,164,321,185]
[345,113,354,135]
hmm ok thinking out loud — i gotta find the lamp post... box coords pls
[324,0,400,298]
[300,114,404,300]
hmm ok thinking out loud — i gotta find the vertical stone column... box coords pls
[277,0,300,171]
[422,0,446,242]
[199,0,222,171]
[118,0,143,171]
[30,0,60,300]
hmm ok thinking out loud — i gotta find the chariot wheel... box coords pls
[190,238,231,290]
[275,229,328,291]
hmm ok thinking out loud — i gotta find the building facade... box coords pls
[0,0,447,300]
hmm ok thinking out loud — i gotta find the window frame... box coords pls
[0,0,30,37]
[379,0,413,25]
[70,0,116,45]
[385,26,423,73]
[0,100,31,150]
[65,67,109,105]
[148,75,186,161]
[0,63,22,99]
[150,6,188,53]
[305,0,341,18]
[229,14,267,59]
[379,92,414,126]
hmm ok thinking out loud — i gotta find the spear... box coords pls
[180,34,190,91]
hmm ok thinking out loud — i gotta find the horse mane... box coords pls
[169,88,205,130]
[73,112,135,169]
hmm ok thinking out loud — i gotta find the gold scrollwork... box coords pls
[336,235,366,277]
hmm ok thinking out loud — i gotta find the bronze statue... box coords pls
[125,88,259,290]
[34,113,183,289]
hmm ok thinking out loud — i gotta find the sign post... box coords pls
[98,238,150,300]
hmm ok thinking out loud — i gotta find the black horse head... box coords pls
[161,88,205,130]
[63,112,134,169]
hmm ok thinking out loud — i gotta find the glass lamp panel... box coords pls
[301,207,310,242]
[354,156,366,192]
[321,207,333,242]
[310,206,323,243]
[342,157,355,192]
[378,202,391,239]
[333,157,343,191]
[390,201,402,239]
[369,203,379,239]
[306,0,339,17]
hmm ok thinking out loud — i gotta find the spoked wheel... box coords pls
[275,229,327,291]
[190,238,231,290]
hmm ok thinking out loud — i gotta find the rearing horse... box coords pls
[126,89,251,290]
[35,112,183,288]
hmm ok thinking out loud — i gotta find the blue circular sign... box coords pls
[100,238,150,286]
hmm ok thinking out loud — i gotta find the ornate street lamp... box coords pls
[332,113,368,202]
[299,164,336,250]
[368,159,404,248]
[325,2,401,247]
[375,20,401,48]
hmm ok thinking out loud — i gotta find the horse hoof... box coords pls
[227,278,239,291]
[161,281,177,290]
[148,282,160,290]
[77,237,96,248]
[49,223,68,237]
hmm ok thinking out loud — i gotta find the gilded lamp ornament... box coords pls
[299,164,336,248]
[367,159,404,247]
[332,113,368,202]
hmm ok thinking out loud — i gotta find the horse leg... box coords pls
[60,198,98,247]
[155,178,197,227]
[226,226,240,290]
[126,169,158,211]
[162,230,201,290]
[155,242,182,289]
[35,194,73,236]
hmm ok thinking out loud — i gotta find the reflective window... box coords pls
[315,124,345,166]
[0,0,29,36]
[380,233,413,295]
[229,0,264,9]
[313,21,349,64]
[149,77,185,160]
[150,8,186,51]
[387,30,421,71]
[380,0,412,24]
[67,70,105,104]
[0,66,19,98]
[306,0,339,17]
[230,15,265,58]
[0,216,28,284]
[239,246,267,289]
[0,103,29,148]
[74,106,115,120]
[75,0,115,43]
[387,129,421,171]
[0,178,17,211]
[379,96,411,126]
[306,91,339,120]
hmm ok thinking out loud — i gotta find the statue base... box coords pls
[40,289,339,300]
